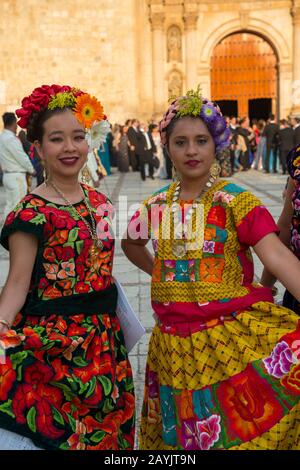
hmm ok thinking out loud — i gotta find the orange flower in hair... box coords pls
[74,93,104,129]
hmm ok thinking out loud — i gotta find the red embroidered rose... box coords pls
[91,278,104,291]
[23,327,43,350]
[38,277,50,290]
[54,246,75,261]
[77,221,90,239]
[19,208,36,222]
[0,357,16,401]
[49,210,77,230]
[75,282,90,294]
[4,212,15,226]
[88,190,107,208]
[43,247,56,262]
[43,286,63,299]
[67,323,87,336]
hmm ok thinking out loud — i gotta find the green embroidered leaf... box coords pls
[27,406,37,433]
[33,326,46,335]
[0,400,15,418]
[52,406,65,426]
[90,430,106,443]
[59,442,70,450]
[41,341,56,350]
[78,381,89,395]
[73,356,89,367]
[63,242,75,249]
[17,364,23,381]
[98,376,112,396]
[67,377,79,392]
[67,413,76,432]
[30,214,46,225]
[85,376,97,398]
[10,351,28,369]
[50,382,76,401]
[76,240,84,254]
[103,398,114,414]
[68,228,79,242]
[120,345,127,357]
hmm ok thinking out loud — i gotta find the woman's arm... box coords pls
[121,233,154,276]
[260,177,295,287]
[0,232,38,333]
[254,232,300,302]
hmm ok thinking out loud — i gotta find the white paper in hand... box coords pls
[114,279,145,352]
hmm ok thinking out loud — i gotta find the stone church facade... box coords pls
[0,0,299,123]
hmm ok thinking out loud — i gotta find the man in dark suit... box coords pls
[293,117,300,146]
[279,119,295,174]
[127,119,140,171]
[136,123,156,181]
[262,113,279,173]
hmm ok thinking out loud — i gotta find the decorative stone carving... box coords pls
[168,70,183,99]
[167,25,182,62]
[150,12,165,31]
[183,13,198,31]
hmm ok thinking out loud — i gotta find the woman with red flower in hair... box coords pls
[122,86,300,450]
[0,85,135,450]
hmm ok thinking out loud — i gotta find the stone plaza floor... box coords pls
[0,168,289,443]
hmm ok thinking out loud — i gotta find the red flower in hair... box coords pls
[16,84,72,128]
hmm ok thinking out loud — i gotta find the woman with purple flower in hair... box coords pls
[122,86,300,450]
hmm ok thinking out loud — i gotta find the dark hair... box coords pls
[269,113,275,120]
[239,117,248,126]
[27,107,70,143]
[149,123,158,133]
[2,112,16,127]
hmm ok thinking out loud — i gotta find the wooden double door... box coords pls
[211,32,278,119]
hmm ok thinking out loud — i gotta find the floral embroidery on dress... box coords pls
[0,185,135,450]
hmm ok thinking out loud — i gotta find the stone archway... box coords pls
[210,32,278,119]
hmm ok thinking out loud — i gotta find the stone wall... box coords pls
[0,0,296,125]
[0,0,148,124]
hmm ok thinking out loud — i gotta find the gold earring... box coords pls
[210,161,221,179]
[81,164,91,185]
[43,165,48,184]
[172,165,179,182]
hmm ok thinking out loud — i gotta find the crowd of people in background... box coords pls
[1,112,300,204]
[97,113,300,182]
[226,114,299,176]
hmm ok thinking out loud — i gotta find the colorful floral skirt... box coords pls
[0,311,135,450]
[139,302,300,450]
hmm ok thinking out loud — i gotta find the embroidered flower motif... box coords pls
[195,414,221,450]
[203,240,215,253]
[44,263,59,280]
[281,363,300,395]
[263,341,297,378]
[57,261,76,279]
[166,272,176,282]
[213,191,235,204]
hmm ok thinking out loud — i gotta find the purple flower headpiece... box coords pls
[159,86,230,152]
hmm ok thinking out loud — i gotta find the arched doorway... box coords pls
[210,32,278,120]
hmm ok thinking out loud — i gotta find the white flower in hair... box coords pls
[86,120,110,151]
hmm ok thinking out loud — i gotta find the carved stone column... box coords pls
[291,3,300,114]
[150,12,166,113]
[183,11,199,90]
